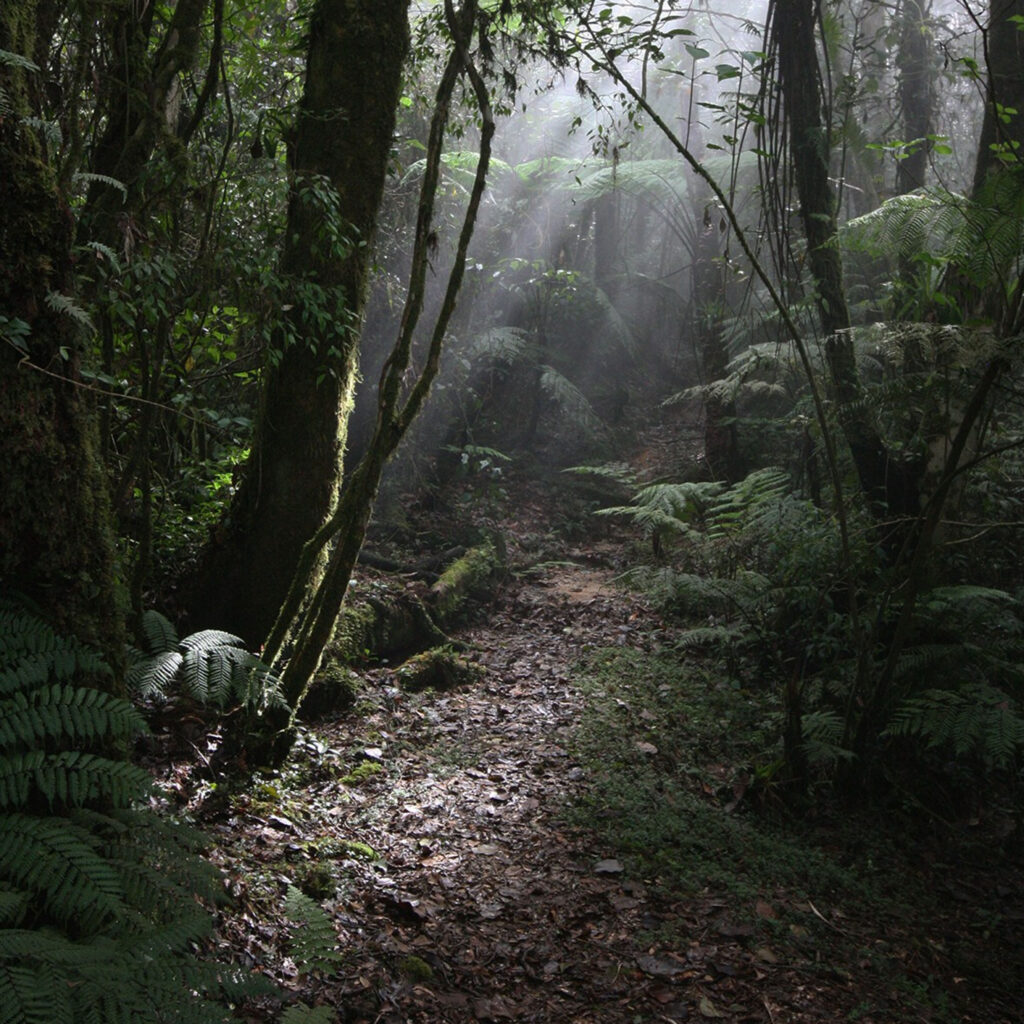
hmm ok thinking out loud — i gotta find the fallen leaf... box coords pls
[594,858,624,874]
[698,994,727,1018]
[471,843,503,856]
[636,954,684,978]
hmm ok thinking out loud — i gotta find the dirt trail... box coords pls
[188,552,846,1024]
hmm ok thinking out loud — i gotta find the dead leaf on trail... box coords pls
[755,946,779,963]
[594,858,624,874]
[636,954,685,978]
[755,900,777,919]
[635,741,659,755]
[698,994,727,1018]
[471,843,503,856]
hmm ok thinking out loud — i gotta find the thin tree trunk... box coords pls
[771,0,900,514]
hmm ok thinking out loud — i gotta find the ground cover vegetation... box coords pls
[1,0,1023,1019]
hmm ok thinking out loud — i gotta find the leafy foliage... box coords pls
[129,610,285,714]
[0,600,272,1023]
[604,468,1024,791]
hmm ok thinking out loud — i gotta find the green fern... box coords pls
[44,290,95,336]
[0,600,274,1023]
[129,610,285,713]
[284,885,344,976]
[885,684,1024,769]
[538,365,606,436]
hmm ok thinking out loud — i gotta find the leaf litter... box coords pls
[145,472,1023,1024]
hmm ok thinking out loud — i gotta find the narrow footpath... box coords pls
[183,549,883,1024]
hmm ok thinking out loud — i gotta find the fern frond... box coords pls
[72,173,127,202]
[127,650,184,699]
[0,813,126,930]
[44,291,95,335]
[470,325,530,364]
[539,365,605,434]
[675,625,746,648]
[562,462,639,489]
[0,684,145,750]
[801,710,854,767]
[138,610,180,655]
[284,885,343,976]
[884,684,1024,769]
[0,751,151,810]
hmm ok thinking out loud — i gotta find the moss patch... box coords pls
[394,646,484,692]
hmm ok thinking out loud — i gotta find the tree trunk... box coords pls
[771,0,900,514]
[78,0,209,248]
[895,0,933,195]
[188,0,411,646]
[972,0,1024,194]
[0,5,123,665]
[693,206,742,481]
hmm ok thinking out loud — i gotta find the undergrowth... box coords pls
[0,598,272,1022]
[568,645,1022,1022]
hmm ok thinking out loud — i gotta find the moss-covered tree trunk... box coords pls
[0,6,123,664]
[188,0,411,646]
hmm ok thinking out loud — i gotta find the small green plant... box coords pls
[0,598,269,1022]
[129,609,285,715]
[341,761,384,786]
[283,885,343,976]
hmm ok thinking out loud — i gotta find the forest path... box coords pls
[199,542,829,1024]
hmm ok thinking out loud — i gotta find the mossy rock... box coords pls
[394,646,484,692]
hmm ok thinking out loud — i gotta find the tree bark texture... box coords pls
[972,0,1024,193]
[0,4,123,663]
[895,0,933,195]
[188,0,411,646]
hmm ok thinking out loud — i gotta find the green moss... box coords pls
[395,646,485,692]
[429,540,504,621]
[336,839,380,861]
[340,761,383,786]
[330,599,378,663]
[294,861,335,901]
[397,955,434,983]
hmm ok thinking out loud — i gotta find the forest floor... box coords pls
[150,426,1023,1024]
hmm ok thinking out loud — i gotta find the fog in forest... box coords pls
[350,0,987,505]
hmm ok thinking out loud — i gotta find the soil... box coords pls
[148,462,1024,1024]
